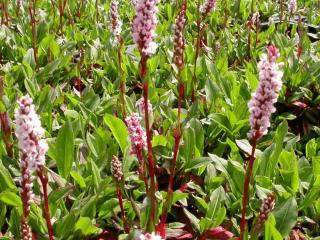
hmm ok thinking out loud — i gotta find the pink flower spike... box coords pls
[200,0,217,15]
[248,45,283,140]
[136,97,152,115]
[173,6,187,69]
[289,0,297,14]
[125,113,147,156]
[109,0,122,37]
[132,0,159,57]
[15,95,48,171]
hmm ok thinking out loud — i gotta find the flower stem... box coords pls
[140,56,157,232]
[192,0,201,103]
[239,137,257,240]
[117,37,126,119]
[28,0,37,66]
[116,184,129,233]
[158,77,184,238]
[37,167,54,240]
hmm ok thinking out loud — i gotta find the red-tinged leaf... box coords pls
[166,229,194,239]
[179,183,189,192]
[291,101,307,108]
[202,226,234,240]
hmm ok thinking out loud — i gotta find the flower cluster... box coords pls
[125,113,147,155]
[15,95,48,171]
[289,0,297,14]
[248,45,283,140]
[200,0,217,15]
[109,0,122,37]
[131,0,137,7]
[254,192,276,231]
[251,12,260,27]
[140,232,163,240]
[136,97,152,115]
[15,95,48,239]
[132,0,159,56]
[111,155,123,182]
[173,6,186,69]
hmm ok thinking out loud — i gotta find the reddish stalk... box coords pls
[1,0,9,25]
[117,37,126,119]
[20,153,33,239]
[16,0,21,17]
[254,19,259,48]
[192,0,201,103]
[37,167,54,240]
[50,0,56,18]
[0,113,13,158]
[95,0,99,23]
[239,137,257,240]
[58,0,63,34]
[28,0,38,66]
[137,150,149,190]
[116,184,129,233]
[140,56,157,232]
[247,23,251,60]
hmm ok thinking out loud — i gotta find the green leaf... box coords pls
[273,197,297,237]
[104,114,129,153]
[75,217,101,236]
[299,176,320,210]
[306,139,317,158]
[0,190,22,210]
[53,121,74,178]
[70,171,86,189]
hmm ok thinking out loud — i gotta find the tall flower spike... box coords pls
[173,4,187,69]
[111,155,123,182]
[125,113,147,155]
[289,0,297,14]
[132,0,159,56]
[248,45,283,140]
[251,192,276,234]
[109,0,122,37]
[136,97,152,116]
[200,0,217,15]
[15,95,48,240]
[251,12,260,27]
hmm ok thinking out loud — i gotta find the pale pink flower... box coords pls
[140,232,164,240]
[248,45,283,140]
[251,12,260,26]
[15,95,48,171]
[125,113,147,155]
[200,0,217,14]
[132,0,160,56]
[109,0,122,37]
[289,0,297,14]
[136,97,152,115]
[111,155,123,182]
[173,7,186,69]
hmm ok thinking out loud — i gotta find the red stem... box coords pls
[192,0,201,103]
[0,113,13,158]
[29,0,38,66]
[140,56,157,232]
[117,37,126,119]
[137,150,149,190]
[116,184,129,233]
[37,167,54,240]
[239,138,257,240]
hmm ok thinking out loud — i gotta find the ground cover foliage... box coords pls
[0,0,320,239]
